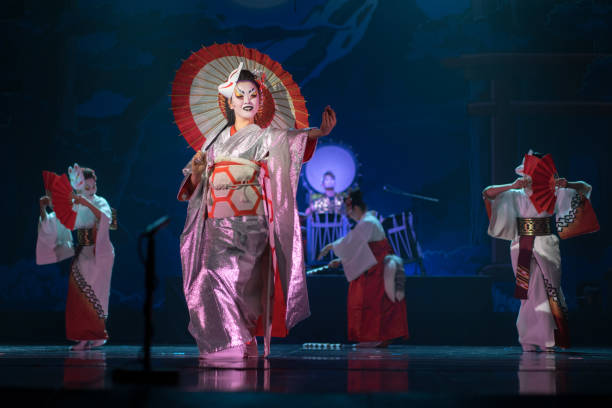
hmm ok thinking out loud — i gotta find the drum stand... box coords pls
[383,212,426,276]
[306,213,350,265]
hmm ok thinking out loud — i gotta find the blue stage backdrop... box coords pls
[2,1,611,321]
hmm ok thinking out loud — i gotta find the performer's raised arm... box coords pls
[555,178,591,195]
[483,178,530,200]
[72,193,102,220]
[39,195,51,221]
[36,193,74,266]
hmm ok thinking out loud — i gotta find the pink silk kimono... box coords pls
[178,124,316,356]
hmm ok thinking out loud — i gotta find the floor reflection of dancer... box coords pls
[178,62,337,360]
[518,352,557,395]
[63,350,107,389]
[305,171,345,216]
[37,165,114,351]
[483,151,596,352]
[196,359,269,391]
[318,188,408,347]
[347,355,410,392]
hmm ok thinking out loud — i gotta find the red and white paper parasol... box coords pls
[171,43,309,151]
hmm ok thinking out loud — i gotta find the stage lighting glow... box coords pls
[304,144,357,193]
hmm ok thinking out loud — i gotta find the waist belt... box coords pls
[208,159,264,218]
[517,217,555,236]
[76,228,96,246]
[514,216,555,299]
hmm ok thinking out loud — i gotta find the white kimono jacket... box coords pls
[332,212,405,302]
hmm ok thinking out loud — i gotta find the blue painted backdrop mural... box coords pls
[2,1,611,322]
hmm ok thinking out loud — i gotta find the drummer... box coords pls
[305,171,345,216]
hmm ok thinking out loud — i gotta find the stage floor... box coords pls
[2,344,612,398]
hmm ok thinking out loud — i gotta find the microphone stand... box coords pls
[382,185,440,203]
[113,215,178,385]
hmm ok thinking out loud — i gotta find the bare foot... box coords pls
[200,345,245,361]
[89,339,107,349]
[70,340,90,351]
[244,338,258,358]
[376,340,391,348]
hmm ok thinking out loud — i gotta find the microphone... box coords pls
[141,215,170,237]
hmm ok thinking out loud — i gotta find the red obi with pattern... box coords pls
[207,158,264,218]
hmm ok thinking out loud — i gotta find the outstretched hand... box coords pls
[191,151,206,174]
[317,243,334,261]
[39,195,51,209]
[318,106,337,137]
[308,106,337,139]
[555,177,568,188]
[39,195,51,220]
[328,258,341,269]
[72,193,88,206]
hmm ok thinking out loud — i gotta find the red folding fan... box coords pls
[42,170,77,230]
[523,154,557,214]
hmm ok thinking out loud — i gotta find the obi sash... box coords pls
[207,157,264,218]
[514,216,555,299]
[76,228,97,247]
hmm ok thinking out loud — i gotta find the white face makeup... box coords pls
[81,178,97,198]
[322,174,336,190]
[229,80,260,122]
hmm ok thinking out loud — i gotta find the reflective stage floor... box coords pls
[1,344,611,406]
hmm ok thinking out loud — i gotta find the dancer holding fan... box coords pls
[483,151,599,351]
[172,43,336,360]
[37,164,115,351]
